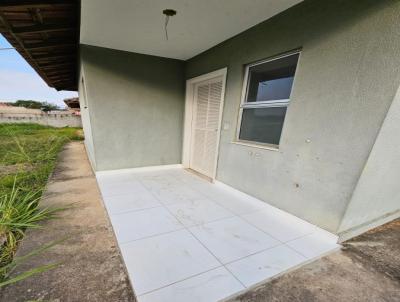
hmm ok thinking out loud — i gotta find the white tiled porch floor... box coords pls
[96,167,340,302]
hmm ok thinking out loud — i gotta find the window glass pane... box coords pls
[246,53,299,102]
[239,107,287,145]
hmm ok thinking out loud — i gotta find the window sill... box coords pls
[231,141,280,152]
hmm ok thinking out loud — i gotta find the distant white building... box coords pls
[0,104,81,128]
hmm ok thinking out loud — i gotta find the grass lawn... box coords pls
[0,123,83,285]
[0,123,82,195]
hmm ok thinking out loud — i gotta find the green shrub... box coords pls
[0,180,64,280]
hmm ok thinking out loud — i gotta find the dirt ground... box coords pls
[0,142,136,302]
[226,219,400,302]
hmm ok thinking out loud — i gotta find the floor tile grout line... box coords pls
[234,214,287,244]
[221,241,300,266]
[222,264,248,289]
[241,215,340,260]
[106,185,333,261]
[167,171,305,233]
[104,178,187,246]
[210,197,265,217]
[114,173,291,290]
[100,190,151,199]
[139,171,326,288]
[165,171,243,217]
[103,169,338,243]
[220,243,339,288]
[114,175,228,297]
[137,172,248,296]
[108,204,164,216]
[145,178,231,264]
[222,250,334,297]
[282,242,312,260]
[100,172,248,298]
[166,211,237,229]
[113,207,279,246]
[282,233,322,259]
[103,170,337,257]
[163,175,249,288]
[134,171,313,275]
[139,173,243,230]
[239,213,318,244]
[136,265,224,297]
[101,169,340,300]
[234,208,337,249]
[283,236,341,260]
[118,226,186,246]
[142,173,248,289]
[184,226,247,289]
[171,169,336,243]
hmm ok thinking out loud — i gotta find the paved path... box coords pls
[0,142,136,302]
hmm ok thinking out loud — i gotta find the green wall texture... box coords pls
[185,0,400,232]
[80,0,400,234]
[80,45,185,171]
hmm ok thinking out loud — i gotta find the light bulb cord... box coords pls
[164,15,170,40]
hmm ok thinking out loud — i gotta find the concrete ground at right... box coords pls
[227,218,400,302]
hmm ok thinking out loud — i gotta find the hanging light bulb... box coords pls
[162,9,177,41]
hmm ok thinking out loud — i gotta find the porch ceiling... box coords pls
[80,0,303,60]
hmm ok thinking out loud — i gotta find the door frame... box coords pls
[182,67,227,180]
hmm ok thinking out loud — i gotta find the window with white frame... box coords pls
[238,52,300,146]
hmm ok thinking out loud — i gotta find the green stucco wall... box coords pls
[78,66,97,170]
[185,0,400,232]
[338,84,400,237]
[80,45,185,171]
[79,0,400,234]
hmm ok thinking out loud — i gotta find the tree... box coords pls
[40,102,59,112]
[8,100,59,112]
[12,100,42,109]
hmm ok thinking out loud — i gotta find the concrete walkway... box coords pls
[0,142,136,302]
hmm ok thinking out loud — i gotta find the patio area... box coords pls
[96,167,340,302]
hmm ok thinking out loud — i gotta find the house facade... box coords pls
[1,0,399,242]
[77,0,400,241]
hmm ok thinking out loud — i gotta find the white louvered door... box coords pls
[190,77,224,178]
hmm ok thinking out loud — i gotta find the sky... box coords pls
[0,34,78,108]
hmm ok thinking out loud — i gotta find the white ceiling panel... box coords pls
[80,0,303,60]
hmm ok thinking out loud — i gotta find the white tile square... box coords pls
[99,180,148,197]
[96,173,136,186]
[189,217,280,264]
[110,207,183,243]
[138,267,244,302]
[150,185,205,205]
[140,176,181,191]
[241,209,316,242]
[226,245,306,287]
[204,187,268,215]
[170,170,209,186]
[286,232,340,259]
[103,192,161,215]
[120,230,220,295]
[166,199,234,227]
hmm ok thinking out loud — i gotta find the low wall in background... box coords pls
[0,112,82,128]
